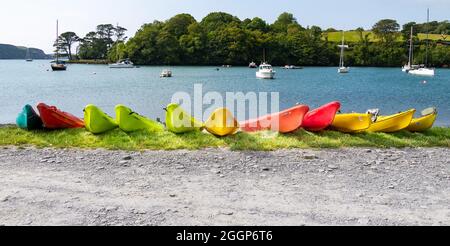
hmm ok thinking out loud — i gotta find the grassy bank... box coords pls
[325,31,445,43]
[0,126,448,151]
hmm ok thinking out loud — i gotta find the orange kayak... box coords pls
[302,101,341,132]
[37,103,85,129]
[240,105,310,133]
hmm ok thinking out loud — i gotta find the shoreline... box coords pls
[0,146,448,226]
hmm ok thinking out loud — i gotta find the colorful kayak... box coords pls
[240,105,310,133]
[16,105,43,130]
[115,105,164,132]
[331,113,372,133]
[84,104,118,134]
[302,102,341,132]
[366,109,416,133]
[407,108,437,132]
[165,104,204,134]
[205,108,239,137]
[37,103,85,129]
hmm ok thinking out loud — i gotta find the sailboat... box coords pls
[338,31,350,73]
[51,20,67,71]
[408,9,435,77]
[402,26,415,72]
[256,48,276,79]
[25,48,33,62]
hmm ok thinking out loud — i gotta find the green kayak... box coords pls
[84,104,118,134]
[165,103,204,134]
[16,105,43,130]
[115,105,164,132]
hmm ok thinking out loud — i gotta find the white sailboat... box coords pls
[408,9,435,77]
[402,26,415,72]
[338,31,350,73]
[25,48,33,62]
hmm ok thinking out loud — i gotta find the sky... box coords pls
[0,0,449,53]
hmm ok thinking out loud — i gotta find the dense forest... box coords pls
[57,12,450,67]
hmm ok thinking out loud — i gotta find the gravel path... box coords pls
[0,146,449,226]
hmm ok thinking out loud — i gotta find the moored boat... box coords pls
[109,59,135,68]
[160,69,173,78]
[338,32,350,74]
[51,20,67,71]
[256,63,276,79]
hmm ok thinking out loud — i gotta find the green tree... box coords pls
[57,32,79,60]
[372,19,400,43]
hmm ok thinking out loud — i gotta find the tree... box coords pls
[200,12,241,32]
[57,32,79,60]
[271,12,302,33]
[372,19,400,43]
[114,25,128,42]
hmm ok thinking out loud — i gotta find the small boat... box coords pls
[115,105,164,132]
[16,105,43,130]
[160,69,173,78]
[256,63,276,79]
[165,104,204,134]
[51,20,67,71]
[338,32,350,74]
[84,104,118,134]
[408,9,436,76]
[366,109,416,133]
[205,108,239,137]
[331,113,372,133]
[407,107,437,132]
[302,102,341,132]
[249,62,257,68]
[240,105,310,133]
[283,65,302,70]
[37,103,84,129]
[109,59,135,68]
[402,26,416,73]
[25,48,33,62]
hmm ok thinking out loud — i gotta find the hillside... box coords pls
[0,44,50,59]
[325,31,447,43]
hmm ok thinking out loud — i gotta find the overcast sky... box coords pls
[0,0,448,53]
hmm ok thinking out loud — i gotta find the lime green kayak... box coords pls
[16,105,43,130]
[165,104,204,134]
[115,105,164,132]
[84,104,118,134]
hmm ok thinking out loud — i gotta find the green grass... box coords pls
[324,31,447,43]
[0,126,448,151]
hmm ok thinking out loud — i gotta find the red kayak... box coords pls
[37,103,85,129]
[240,105,310,133]
[302,101,341,132]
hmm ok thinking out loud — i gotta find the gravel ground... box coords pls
[0,146,449,226]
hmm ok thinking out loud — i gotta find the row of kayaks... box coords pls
[16,102,438,136]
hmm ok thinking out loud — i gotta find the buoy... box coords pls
[422,80,427,84]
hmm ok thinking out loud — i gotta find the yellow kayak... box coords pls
[407,108,437,132]
[331,113,372,133]
[366,109,416,133]
[205,108,239,137]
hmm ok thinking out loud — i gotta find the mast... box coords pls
[340,31,345,67]
[408,26,413,67]
[56,20,59,63]
[425,8,429,66]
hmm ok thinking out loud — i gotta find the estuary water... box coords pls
[0,60,448,126]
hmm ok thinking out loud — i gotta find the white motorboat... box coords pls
[160,69,173,78]
[338,31,350,74]
[256,63,276,79]
[249,61,257,68]
[109,59,135,68]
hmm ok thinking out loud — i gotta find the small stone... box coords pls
[388,185,396,189]
[169,194,177,198]
[221,211,234,216]
[119,161,129,166]
[1,196,10,202]
[303,154,318,160]
[262,167,270,171]
[328,165,338,170]
[122,155,133,161]
[318,169,325,173]
[175,165,185,170]
[97,167,106,171]
[327,175,335,179]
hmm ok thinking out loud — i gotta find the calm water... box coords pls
[0,60,449,126]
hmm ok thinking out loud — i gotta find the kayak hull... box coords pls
[115,105,164,132]
[84,104,118,134]
[331,113,372,133]
[37,103,84,129]
[205,108,239,137]
[366,109,416,133]
[16,105,43,130]
[302,102,341,132]
[407,112,437,132]
[166,104,204,134]
[240,105,310,133]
